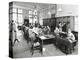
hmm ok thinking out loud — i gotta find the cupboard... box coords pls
[43,18,56,32]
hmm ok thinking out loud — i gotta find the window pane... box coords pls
[13,8,17,13]
[34,16,37,21]
[13,13,17,22]
[29,17,33,23]
[9,14,12,20]
[18,14,23,24]
[9,8,12,13]
[29,15,32,18]
[29,10,33,14]
[18,9,22,13]
[39,19,43,25]
[33,10,37,15]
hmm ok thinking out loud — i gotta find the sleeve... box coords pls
[71,33,75,40]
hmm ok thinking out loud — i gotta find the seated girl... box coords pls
[66,29,76,43]
[54,26,60,36]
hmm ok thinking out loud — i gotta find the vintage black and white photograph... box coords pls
[9,1,78,58]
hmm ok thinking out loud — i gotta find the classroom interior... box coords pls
[9,1,78,58]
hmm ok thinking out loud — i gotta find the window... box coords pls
[28,10,38,24]
[9,8,12,13]
[9,14,12,20]
[18,9,22,13]
[9,8,23,25]
[29,17,33,23]
[34,16,37,22]
[17,9,23,25]
[29,10,33,23]
[29,15,32,18]
[33,10,37,15]
[13,8,17,13]
[29,10,33,15]
[18,14,23,24]
[13,13,17,22]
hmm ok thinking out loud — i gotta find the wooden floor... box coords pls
[13,32,78,58]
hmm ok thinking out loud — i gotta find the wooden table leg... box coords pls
[41,39,43,55]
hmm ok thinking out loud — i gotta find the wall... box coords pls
[56,4,79,17]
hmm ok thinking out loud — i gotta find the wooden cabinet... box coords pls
[56,16,74,31]
[50,18,56,31]
[43,18,56,32]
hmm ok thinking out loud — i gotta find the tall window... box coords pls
[17,9,23,25]
[28,10,38,24]
[9,7,23,25]
[12,8,17,22]
[29,10,33,23]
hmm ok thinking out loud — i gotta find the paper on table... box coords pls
[43,48,46,52]
[44,34,55,38]
[48,35,55,38]
[39,36,47,39]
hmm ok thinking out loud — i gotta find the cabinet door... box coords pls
[47,19,51,26]
[50,18,56,31]
[43,19,47,26]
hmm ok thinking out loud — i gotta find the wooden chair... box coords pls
[70,40,77,52]
[63,39,77,54]
[55,37,73,54]
[22,26,31,44]
[30,32,42,55]
[72,31,78,47]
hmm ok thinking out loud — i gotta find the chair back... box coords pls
[29,31,36,45]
